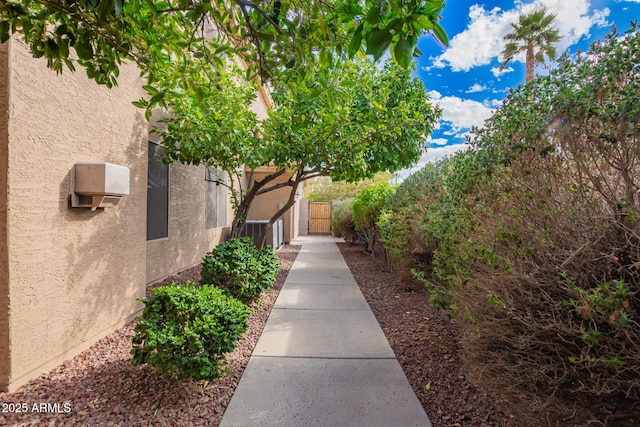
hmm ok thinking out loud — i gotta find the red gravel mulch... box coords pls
[0,245,300,427]
[338,242,516,427]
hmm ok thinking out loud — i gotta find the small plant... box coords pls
[131,281,252,381]
[201,237,280,302]
[567,277,635,325]
[411,269,456,314]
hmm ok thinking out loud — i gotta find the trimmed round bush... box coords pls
[201,237,280,302]
[130,281,252,381]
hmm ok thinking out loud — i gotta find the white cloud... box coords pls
[538,0,611,52]
[491,65,514,78]
[484,99,503,108]
[431,5,516,72]
[432,0,611,72]
[466,83,487,93]
[428,90,495,132]
[428,136,449,146]
[421,143,470,164]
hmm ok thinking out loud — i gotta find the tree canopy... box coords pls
[156,56,441,246]
[0,0,448,87]
[0,1,447,248]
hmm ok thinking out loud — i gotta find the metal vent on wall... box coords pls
[79,195,93,205]
[240,220,284,248]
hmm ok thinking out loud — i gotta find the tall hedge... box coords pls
[381,24,640,426]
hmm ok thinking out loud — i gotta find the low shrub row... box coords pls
[130,238,280,381]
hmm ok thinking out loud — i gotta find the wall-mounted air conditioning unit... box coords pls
[70,162,130,211]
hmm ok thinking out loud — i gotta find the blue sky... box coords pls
[406,0,640,172]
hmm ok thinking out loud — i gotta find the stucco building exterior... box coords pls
[0,38,300,392]
[245,166,303,244]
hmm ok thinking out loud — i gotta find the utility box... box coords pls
[241,220,284,248]
[70,162,130,210]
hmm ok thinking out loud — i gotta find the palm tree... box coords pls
[499,8,560,82]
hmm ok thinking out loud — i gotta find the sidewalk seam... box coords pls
[252,355,397,360]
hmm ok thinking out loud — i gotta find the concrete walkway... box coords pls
[219,235,432,427]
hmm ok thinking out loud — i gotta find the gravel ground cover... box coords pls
[0,245,300,427]
[337,243,516,427]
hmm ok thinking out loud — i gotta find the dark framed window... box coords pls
[147,142,169,240]
[206,167,228,229]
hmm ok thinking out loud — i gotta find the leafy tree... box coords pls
[305,172,394,202]
[0,0,449,88]
[499,7,560,82]
[157,57,441,247]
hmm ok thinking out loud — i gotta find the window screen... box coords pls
[206,167,228,229]
[147,142,169,240]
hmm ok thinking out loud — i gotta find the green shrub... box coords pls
[201,237,280,302]
[352,183,395,253]
[130,281,252,381]
[331,198,357,241]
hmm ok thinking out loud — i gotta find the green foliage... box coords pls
[566,275,635,326]
[331,198,357,241]
[130,281,252,381]
[352,183,396,231]
[305,172,393,202]
[156,56,440,244]
[352,182,396,252]
[264,58,440,183]
[201,237,280,303]
[153,62,262,168]
[380,148,494,289]
[0,0,448,88]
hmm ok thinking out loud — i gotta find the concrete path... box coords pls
[219,235,432,427]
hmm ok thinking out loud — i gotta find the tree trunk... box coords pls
[256,179,301,248]
[228,168,287,241]
[525,43,535,82]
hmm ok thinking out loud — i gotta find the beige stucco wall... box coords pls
[246,169,303,243]
[298,198,309,235]
[2,39,148,392]
[0,38,275,392]
[0,39,10,391]
[145,160,231,284]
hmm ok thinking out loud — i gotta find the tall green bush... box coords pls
[131,282,252,381]
[379,149,495,306]
[201,237,280,303]
[331,198,357,241]
[352,183,395,253]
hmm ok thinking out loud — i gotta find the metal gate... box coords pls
[308,201,331,234]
